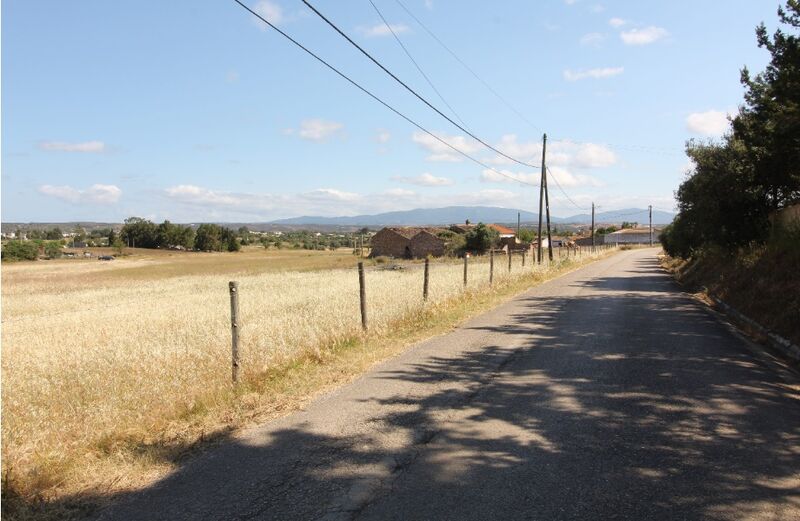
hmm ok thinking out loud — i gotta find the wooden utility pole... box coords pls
[358,262,367,330]
[489,250,494,285]
[423,258,430,301]
[229,281,240,384]
[517,212,521,237]
[463,255,468,287]
[591,202,596,252]
[648,205,653,246]
[543,153,553,262]
[537,133,547,264]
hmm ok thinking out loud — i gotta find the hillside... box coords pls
[269,206,675,226]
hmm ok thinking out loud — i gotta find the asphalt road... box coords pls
[95,248,800,521]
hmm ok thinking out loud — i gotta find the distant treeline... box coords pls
[120,218,239,252]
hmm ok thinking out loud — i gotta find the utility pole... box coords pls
[517,212,521,238]
[537,133,546,264]
[648,205,653,246]
[544,159,553,262]
[591,202,596,252]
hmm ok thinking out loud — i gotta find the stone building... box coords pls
[370,227,446,259]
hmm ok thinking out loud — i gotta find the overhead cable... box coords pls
[231,0,538,187]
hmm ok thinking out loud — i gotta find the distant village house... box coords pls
[369,227,446,259]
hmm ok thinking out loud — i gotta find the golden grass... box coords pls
[2,247,616,520]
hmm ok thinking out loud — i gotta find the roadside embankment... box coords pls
[661,245,800,353]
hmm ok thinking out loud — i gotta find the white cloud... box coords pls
[488,135,616,170]
[608,17,627,28]
[360,23,409,38]
[547,166,603,187]
[162,183,535,221]
[375,130,391,144]
[286,119,344,141]
[563,67,623,81]
[302,188,360,202]
[480,167,601,188]
[580,32,605,46]
[392,172,454,186]
[383,188,416,197]
[38,140,105,153]
[572,143,616,168]
[253,1,283,25]
[620,26,668,45]
[412,131,481,162]
[686,110,730,136]
[39,184,121,204]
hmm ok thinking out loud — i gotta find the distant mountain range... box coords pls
[1,207,675,233]
[269,206,675,226]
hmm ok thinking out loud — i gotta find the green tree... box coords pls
[734,1,800,210]
[120,217,158,248]
[45,227,63,240]
[112,237,125,255]
[2,241,39,261]
[194,224,238,252]
[518,228,536,243]
[464,223,499,253]
[194,224,222,251]
[44,241,62,258]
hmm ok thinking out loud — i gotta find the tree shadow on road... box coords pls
[43,267,800,521]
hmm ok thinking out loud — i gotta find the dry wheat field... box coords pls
[1,247,607,512]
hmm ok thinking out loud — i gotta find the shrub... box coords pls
[1,241,39,262]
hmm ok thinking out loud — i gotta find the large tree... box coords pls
[734,0,800,209]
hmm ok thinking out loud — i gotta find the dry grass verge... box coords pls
[2,248,616,520]
[660,245,800,347]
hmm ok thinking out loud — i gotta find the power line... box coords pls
[393,0,682,158]
[231,0,538,188]
[546,166,590,212]
[367,0,468,128]
[300,0,541,170]
[393,0,542,134]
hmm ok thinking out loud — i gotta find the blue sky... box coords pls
[1,0,781,222]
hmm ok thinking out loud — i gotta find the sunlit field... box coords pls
[1,246,613,517]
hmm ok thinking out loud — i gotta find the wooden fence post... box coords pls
[507,250,512,272]
[489,250,494,285]
[423,257,430,301]
[463,255,468,287]
[358,262,368,330]
[229,281,240,384]
[522,250,526,267]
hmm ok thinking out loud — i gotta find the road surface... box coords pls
[95,248,800,520]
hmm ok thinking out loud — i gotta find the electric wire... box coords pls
[393,0,543,134]
[367,0,468,128]
[231,0,538,187]
[393,0,682,157]
[546,166,590,212]
[300,0,542,170]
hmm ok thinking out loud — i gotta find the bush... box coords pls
[464,223,499,253]
[2,241,39,262]
[44,241,62,258]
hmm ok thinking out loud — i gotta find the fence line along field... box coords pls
[1,246,612,512]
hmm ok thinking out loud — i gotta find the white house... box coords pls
[602,228,660,245]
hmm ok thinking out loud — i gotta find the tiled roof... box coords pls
[488,224,515,235]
